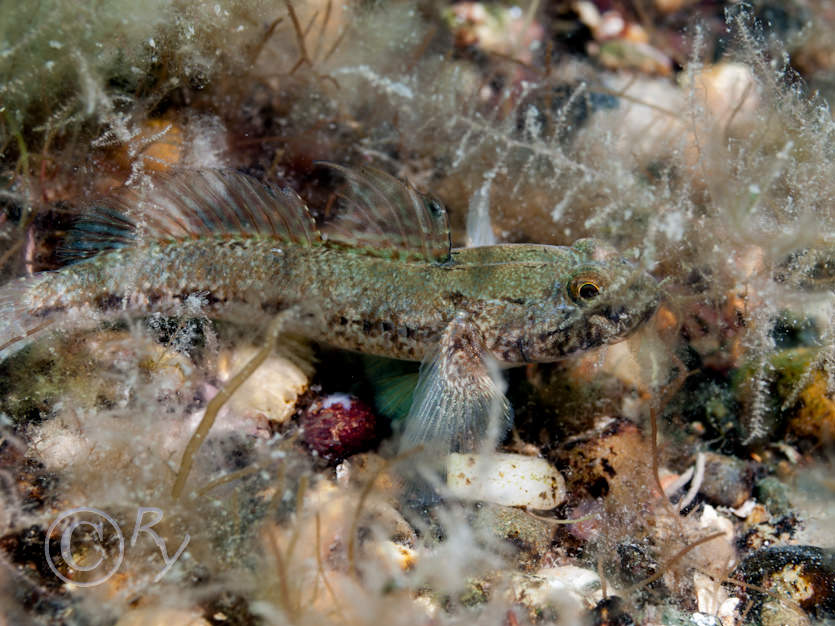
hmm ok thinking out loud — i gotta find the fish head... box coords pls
[525,238,661,361]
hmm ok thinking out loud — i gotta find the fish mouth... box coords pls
[588,313,619,337]
[592,276,662,341]
[620,272,663,329]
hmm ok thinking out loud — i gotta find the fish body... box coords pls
[8,238,656,365]
[0,167,660,453]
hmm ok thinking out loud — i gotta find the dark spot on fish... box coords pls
[95,294,124,311]
[580,324,597,351]
[259,299,282,314]
[200,292,223,307]
[33,306,65,319]
[339,316,348,325]
[381,321,393,332]
[516,338,529,362]
[445,291,467,308]
[601,458,617,478]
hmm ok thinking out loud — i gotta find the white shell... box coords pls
[115,608,209,626]
[446,452,566,509]
[217,348,309,424]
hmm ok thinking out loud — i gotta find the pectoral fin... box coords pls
[398,314,512,455]
[362,355,420,423]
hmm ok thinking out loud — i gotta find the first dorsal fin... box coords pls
[60,169,321,262]
[320,163,452,263]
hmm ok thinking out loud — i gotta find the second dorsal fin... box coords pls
[321,163,452,263]
[60,169,321,262]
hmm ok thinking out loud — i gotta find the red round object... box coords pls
[301,394,378,462]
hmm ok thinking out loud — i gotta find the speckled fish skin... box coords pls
[9,235,658,365]
[299,240,659,364]
[0,166,660,459]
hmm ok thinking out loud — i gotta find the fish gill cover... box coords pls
[0,1,834,625]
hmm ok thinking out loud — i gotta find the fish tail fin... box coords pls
[0,275,55,362]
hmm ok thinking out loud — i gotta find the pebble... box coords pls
[365,539,418,573]
[615,540,662,591]
[443,2,544,64]
[555,419,655,519]
[335,452,401,501]
[760,602,811,626]
[114,608,209,626]
[732,545,835,622]
[511,565,606,623]
[688,613,722,626]
[446,452,566,509]
[756,476,792,517]
[699,452,755,509]
[686,63,760,131]
[217,347,309,424]
[660,607,721,625]
[690,505,737,581]
[787,369,835,443]
[693,571,739,622]
[469,503,555,569]
[584,596,634,625]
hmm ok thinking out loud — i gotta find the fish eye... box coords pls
[568,273,605,303]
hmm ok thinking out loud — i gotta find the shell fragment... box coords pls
[446,452,566,509]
